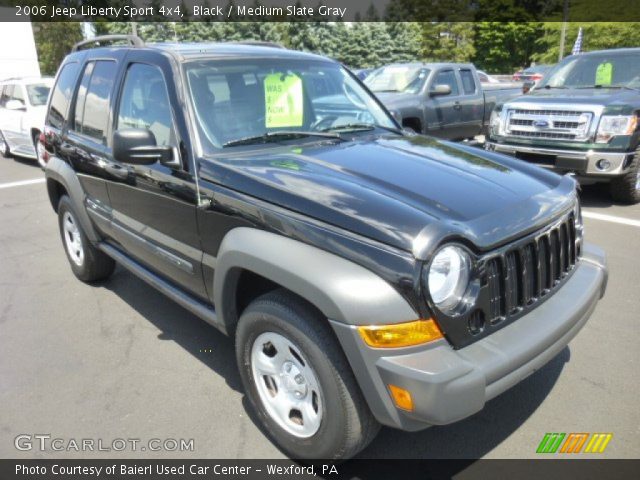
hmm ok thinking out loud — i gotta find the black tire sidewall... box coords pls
[236,300,353,459]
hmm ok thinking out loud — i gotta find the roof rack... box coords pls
[72,35,144,52]
[231,41,285,49]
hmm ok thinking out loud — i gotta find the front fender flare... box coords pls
[213,228,418,333]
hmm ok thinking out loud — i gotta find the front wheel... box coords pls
[235,290,380,459]
[610,150,640,204]
[0,130,11,158]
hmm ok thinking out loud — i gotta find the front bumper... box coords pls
[485,141,633,177]
[330,243,607,431]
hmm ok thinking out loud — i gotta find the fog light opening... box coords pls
[596,159,612,171]
[388,384,414,412]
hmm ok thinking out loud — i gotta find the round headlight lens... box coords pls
[428,245,471,312]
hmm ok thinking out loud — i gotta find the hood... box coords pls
[514,87,639,110]
[200,135,575,255]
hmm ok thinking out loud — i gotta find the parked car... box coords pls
[354,67,376,80]
[44,36,607,460]
[365,63,521,140]
[488,48,640,203]
[513,65,553,93]
[0,76,53,166]
[477,70,501,84]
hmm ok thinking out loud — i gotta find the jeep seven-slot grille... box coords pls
[485,214,578,323]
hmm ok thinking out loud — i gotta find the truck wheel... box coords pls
[0,130,11,158]
[235,289,380,459]
[610,151,640,204]
[57,195,115,282]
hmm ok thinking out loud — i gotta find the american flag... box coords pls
[572,27,583,56]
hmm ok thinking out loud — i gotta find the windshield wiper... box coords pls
[320,123,403,135]
[223,131,342,148]
[543,85,568,89]
[574,85,639,91]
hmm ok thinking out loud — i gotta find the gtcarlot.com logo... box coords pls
[15,434,195,452]
[536,432,613,454]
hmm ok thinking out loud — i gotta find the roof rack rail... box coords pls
[231,41,285,49]
[72,35,144,52]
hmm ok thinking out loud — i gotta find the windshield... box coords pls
[364,65,430,93]
[26,83,51,106]
[185,58,396,150]
[541,53,640,89]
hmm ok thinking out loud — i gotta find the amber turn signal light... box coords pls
[388,384,414,411]
[357,319,443,348]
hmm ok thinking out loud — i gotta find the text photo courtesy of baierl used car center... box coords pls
[0,0,639,478]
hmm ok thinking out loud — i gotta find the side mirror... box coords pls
[113,128,173,165]
[5,99,26,111]
[429,84,452,97]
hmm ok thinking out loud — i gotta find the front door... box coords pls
[106,57,206,299]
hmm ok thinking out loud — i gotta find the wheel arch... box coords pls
[213,228,418,336]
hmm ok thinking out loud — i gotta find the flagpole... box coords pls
[558,0,569,61]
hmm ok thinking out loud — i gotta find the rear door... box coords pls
[456,68,484,139]
[106,52,206,299]
[0,84,25,152]
[64,58,122,236]
[425,68,462,139]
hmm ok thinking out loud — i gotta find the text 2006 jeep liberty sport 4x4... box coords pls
[43,36,607,459]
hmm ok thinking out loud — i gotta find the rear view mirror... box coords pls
[429,84,452,97]
[5,99,26,111]
[113,128,173,165]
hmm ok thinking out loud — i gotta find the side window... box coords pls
[74,62,95,131]
[11,85,26,104]
[47,62,80,129]
[434,70,459,96]
[0,85,13,108]
[74,60,117,143]
[117,63,176,147]
[459,69,476,95]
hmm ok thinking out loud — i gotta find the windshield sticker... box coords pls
[595,62,613,86]
[264,73,304,128]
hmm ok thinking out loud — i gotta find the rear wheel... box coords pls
[236,289,379,459]
[57,195,115,282]
[0,130,11,158]
[610,150,640,204]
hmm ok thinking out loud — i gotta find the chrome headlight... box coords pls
[596,115,638,143]
[489,109,502,137]
[426,245,471,313]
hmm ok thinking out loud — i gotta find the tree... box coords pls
[473,22,542,73]
[33,23,83,75]
[421,23,475,62]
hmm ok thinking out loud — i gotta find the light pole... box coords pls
[558,0,569,61]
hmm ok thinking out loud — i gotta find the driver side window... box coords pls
[434,70,459,96]
[117,64,176,147]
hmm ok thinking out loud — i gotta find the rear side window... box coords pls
[0,85,14,108]
[47,62,80,129]
[460,69,476,94]
[74,60,117,143]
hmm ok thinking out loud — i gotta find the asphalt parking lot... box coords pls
[0,153,638,460]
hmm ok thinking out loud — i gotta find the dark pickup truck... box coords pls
[487,48,640,203]
[43,36,607,460]
[365,63,521,140]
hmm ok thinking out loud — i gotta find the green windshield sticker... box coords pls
[595,62,613,86]
[264,73,303,128]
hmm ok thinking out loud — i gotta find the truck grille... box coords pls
[504,107,593,142]
[484,213,579,323]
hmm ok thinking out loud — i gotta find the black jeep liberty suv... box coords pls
[43,36,608,459]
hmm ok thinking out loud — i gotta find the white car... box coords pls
[0,77,53,167]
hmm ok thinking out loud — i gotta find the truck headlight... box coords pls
[425,245,471,313]
[596,115,637,143]
[489,109,502,136]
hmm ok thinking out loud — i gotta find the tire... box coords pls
[0,130,11,158]
[236,289,380,460]
[610,150,640,204]
[57,195,115,282]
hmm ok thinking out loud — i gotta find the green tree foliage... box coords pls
[473,22,542,73]
[32,22,83,75]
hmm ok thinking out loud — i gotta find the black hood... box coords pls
[200,135,576,255]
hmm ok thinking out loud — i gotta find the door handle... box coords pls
[453,102,462,111]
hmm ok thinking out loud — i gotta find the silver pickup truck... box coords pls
[365,63,522,140]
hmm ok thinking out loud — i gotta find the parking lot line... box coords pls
[0,178,45,190]
[583,211,640,228]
